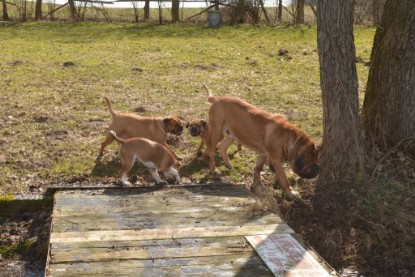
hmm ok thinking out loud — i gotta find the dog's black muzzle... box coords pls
[173,125,184,136]
[189,126,201,137]
[298,163,320,179]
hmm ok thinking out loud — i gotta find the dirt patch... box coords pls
[0,197,52,277]
[277,150,415,276]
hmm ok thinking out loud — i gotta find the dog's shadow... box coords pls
[179,158,206,176]
[92,154,147,178]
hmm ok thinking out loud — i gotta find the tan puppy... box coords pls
[202,84,320,199]
[186,118,241,161]
[110,130,180,186]
[99,97,184,160]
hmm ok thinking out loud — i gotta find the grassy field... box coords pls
[0,22,374,194]
[4,22,414,276]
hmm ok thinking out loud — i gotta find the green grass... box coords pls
[0,22,375,193]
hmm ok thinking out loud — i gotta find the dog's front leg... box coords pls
[149,169,167,185]
[269,159,300,200]
[163,143,183,161]
[253,155,267,185]
[196,141,205,159]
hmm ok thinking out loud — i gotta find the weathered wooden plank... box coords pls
[53,185,252,208]
[246,234,332,277]
[48,253,273,277]
[54,193,254,212]
[51,236,255,263]
[52,205,252,219]
[52,212,283,232]
[51,224,294,243]
[51,236,247,250]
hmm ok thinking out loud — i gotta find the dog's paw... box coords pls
[286,190,301,201]
[156,180,168,186]
[224,163,232,169]
[120,180,132,187]
[209,168,221,175]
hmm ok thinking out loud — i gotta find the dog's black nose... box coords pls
[299,163,320,179]
[189,126,200,136]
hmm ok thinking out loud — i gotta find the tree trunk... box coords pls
[35,0,42,20]
[317,0,368,182]
[2,0,9,21]
[363,0,415,154]
[144,0,150,20]
[277,0,282,22]
[237,0,244,23]
[171,0,180,22]
[296,0,304,24]
[68,0,78,21]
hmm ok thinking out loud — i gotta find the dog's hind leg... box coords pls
[119,156,135,186]
[207,107,225,173]
[218,136,235,169]
[99,134,115,156]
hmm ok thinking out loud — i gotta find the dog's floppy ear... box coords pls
[162,118,171,128]
[294,155,306,171]
[201,120,207,128]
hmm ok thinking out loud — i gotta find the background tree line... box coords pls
[2,0,386,25]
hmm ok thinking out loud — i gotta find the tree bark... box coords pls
[277,0,282,22]
[296,0,304,24]
[171,0,180,22]
[237,0,244,23]
[68,0,78,21]
[144,0,150,20]
[2,0,9,21]
[1,0,10,21]
[35,0,42,20]
[317,0,368,182]
[363,0,415,153]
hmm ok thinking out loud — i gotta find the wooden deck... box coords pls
[46,184,334,276]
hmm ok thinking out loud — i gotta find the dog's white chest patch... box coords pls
[136,156,157,169]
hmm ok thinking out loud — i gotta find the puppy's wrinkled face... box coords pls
[186,119,208,137]
[292,142,320,179]
[163,116,184,136]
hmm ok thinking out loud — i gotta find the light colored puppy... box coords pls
[110,130,180,186]
[100,97,184,160]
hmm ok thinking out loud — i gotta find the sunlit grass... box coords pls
[0,22,375,193]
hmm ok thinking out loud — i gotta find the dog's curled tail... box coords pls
[202,84,215,103]
[104,97,117,117]
[109,130,125,144]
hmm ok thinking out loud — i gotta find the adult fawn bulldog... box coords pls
[99,97,184,160]
[202,84,320,199]
[109,130,180,186]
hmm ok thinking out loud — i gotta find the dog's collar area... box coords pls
[288,136,301,162]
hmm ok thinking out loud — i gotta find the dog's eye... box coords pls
[294,155,306,171]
